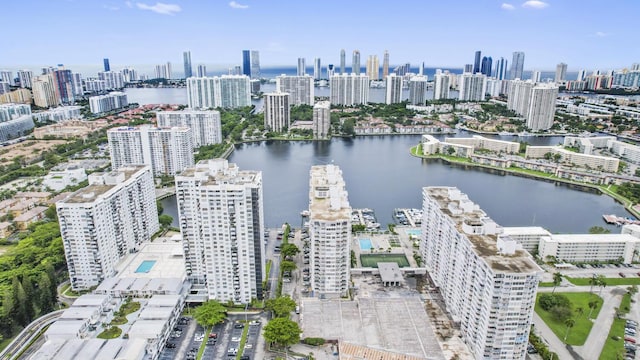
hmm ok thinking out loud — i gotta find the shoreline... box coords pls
[409,146,640,219]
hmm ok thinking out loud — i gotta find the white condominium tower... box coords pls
[408,75,428,106]
[458,73,487,101]
[555,62,567,82]
[297,58,306,76]
[508,80,558,131]
[107,126,194,176]
[385,73,403,104]
[330,73,369,106]
[366,55,379,80]
[263,92,290,132]
[275,75,314,106]
[433,71,451,100]
[352,50,361,75]
[313,58,322,80]
[176,159,265,304]
[510,51,525,80]
[156,110,222,148]
[56,166,159,291]
[312,101,330,139]
[421,187,541,360]
[308,165,351,297]
[186,75,251,109]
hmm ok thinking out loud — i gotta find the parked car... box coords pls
[620,272,627,278]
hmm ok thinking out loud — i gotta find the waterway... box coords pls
[161,133,632,234]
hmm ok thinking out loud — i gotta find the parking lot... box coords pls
[157,316,195,360]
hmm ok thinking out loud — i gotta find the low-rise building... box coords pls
[445,135,520,154]
[525,145,619,172]
[43,166,87,192]
[539,234,640,264]
[14,206,48,230]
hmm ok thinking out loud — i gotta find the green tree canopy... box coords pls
[158,214,173,228]
[193,300,227,327]
[280,260,297,274]
[281,244,300,259]
[263,317,302,348]
[588,226,611,234]
[265,295,296,318]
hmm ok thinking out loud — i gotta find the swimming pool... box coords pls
[359,238,373,251]
[405,229,422,237]
[135,260,157,273]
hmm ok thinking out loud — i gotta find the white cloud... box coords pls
[136,2,181,15]
[229,1,249,9]
[501,3,515,10]
[595,31,607,37]
[125,1,133,8]
[522,0,549,9]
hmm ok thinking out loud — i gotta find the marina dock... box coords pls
[602,214,640,226]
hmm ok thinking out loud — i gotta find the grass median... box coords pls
[566,276,640,286]
[535,292,603,346]
[599,318,626,360]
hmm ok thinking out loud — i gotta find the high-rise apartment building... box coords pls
[0,71,13,86]
[70,73,83,96]
[32,74,59,108]
[555,62,567,82]
[156,110,222,148]
[250,50,260,78]
[242,50,251,77]
[419,62,425,76]
[312,101,330,139]
[183,51,192,79]
[481,56,492,76]
[297,58,306,76]
[329,74,369,106]
[275,75,314,106]
[340,49,346,75]
[186,75,251,109]
[122,67,138,82]
[420,187,541,360]
[89,92,128,114]
[464,64,473,73]
[408,75,428,105]
[366,55,379,80]
[495,57,508,80]
[313,58,322,80]
[352,50,361,75]
[176,159,265,304]
[385,74,403,104]
[327,64,335,79]
[508,80,558,131]
[53,67,74,104]
[382,50,390,78]
[458,73,487,101]
[98,71,124,90]
[196,64,207,77]
[103,58,110,72]
[473,51,482,74]
[433,71,451,100]
[309,165,351,297]
[576,69,586,82]
[17,70,33,88]
[154,63,172,79]
[107,126,194,176]
[56,166,159,291]
[531,70,541,83]
[263,92,290,132]
[510,51,525,80]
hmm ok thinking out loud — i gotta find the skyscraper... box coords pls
[531,70,541,83]
[330,74,369,106]
[186,75,251,109]
[473,51,482,73]
[494,57,508,80]
[32,74,59,108]
[176,159,265,304]
[385,74,403,104]
[433,71,451,100]
[297,58,306,76]
[464,64,473,73]
[107,125,194,176]
[52,67,74,104]
[576,69,586,82]
[183,51,192,79]
[242,50,251,77]
[98,71,125,90]
[17,70,33,88]
[103,58,110,72]
[57,166,159,291]
[276,75,314,105]
[419,62,425,76]
[508,80,558,131]
[327,64,335,79]
[421,187,541,360]
[480,56,492,76]
[340,49,346,75]
[352,50,361,75]
[309,164,351,297]
[264,92,290,132]
[458,73,487,101]
[156,110,222,148]
[408,76,428,105]
[0,71,13,86]
[510,51,525,80]
[250,50,260,78]
[154,63,172,79]
[366,55,379,80]
[70,73,83,96]
[313,58,322,80]
[312,101,330,140]
[196,64,207,77]
[383,50,390,78]
[555,62,567,82]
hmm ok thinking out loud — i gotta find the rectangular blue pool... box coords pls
[405,229,422,237]
[359,238,372,251]
[135,260,157,273]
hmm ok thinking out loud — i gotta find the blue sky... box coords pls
[3,0,639,75]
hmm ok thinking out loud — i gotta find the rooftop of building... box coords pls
[309,165,351,222]
[502,226,552,236]
[546,233,640,243]
[177,159,260,186]
[60,166,148,204]
[426,187,541,274]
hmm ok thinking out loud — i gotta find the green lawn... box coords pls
[119,301,141,316]
[196,326,210,360]
[97,326,122,339]
[110,316,128,325]
[535,292,603,345]
[599,318,626,360]
[620,293,632,314]
[566,276,640,286]
[236,324,250,360]
[360,254,410,268]
[538,282,556,287]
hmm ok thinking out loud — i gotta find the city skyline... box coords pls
[3,0,639,73]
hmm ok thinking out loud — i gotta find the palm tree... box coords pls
[589,274,598,294]
[597,275,607,296]
[588,301,598,319]
[552,272,563,293]
[628,285,638,298]
[564,318,575,343]
[575,307,584,318]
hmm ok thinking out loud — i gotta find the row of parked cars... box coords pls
[576,263,636,269]
[624,319,637,360]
